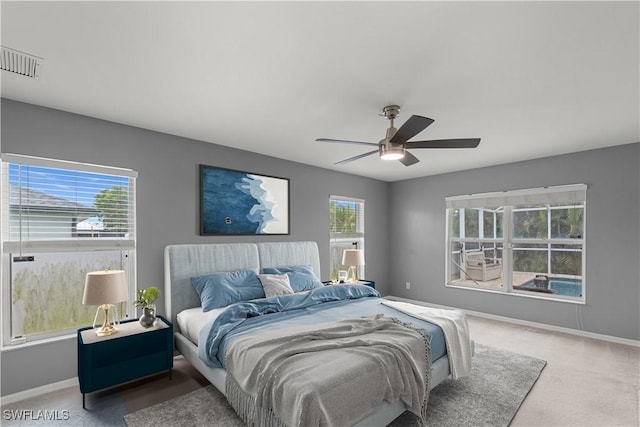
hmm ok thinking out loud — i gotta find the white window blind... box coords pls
[446,184,587,209]
[2,154,137,250]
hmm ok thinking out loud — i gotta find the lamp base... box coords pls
[95,324,118,336]
[93,304,119,336]
[347,265,359,283]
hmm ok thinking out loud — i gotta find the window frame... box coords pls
[329,195,365,282]
[445,184,586,304]
[1,154,138,346]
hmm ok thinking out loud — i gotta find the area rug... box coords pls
[124,344,546,427]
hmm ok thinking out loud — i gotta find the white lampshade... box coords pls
[342,249,365,267]
[83,270,128,306]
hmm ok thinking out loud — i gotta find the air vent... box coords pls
[1,46,43,78]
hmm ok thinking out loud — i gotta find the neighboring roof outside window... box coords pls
[9,184,99,218]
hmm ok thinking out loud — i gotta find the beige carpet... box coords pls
[124,344,546,427]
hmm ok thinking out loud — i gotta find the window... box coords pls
[329,196,365,282]
[1,154,137,344]
[445,184,586,303]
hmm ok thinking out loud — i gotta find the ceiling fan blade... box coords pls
[389,115,434,143]
[316,138,378,147]
[399,151,420,166]
[407,138,481,149]
[334,150,378,165]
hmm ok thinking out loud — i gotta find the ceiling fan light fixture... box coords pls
[379,143,405,160]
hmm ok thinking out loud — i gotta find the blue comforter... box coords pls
[198,284,446,368]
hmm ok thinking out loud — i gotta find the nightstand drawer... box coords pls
[89,351,169,392]
[89,328,168,368]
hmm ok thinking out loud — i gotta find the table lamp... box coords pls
[342,249,365,283]
[83,270,128,336]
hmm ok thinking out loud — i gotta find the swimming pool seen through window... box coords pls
[445,184,586,303]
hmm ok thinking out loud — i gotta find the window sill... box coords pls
[446,283,586,305]
[1,332,76,351]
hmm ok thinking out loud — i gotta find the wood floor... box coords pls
[1,313,638,426]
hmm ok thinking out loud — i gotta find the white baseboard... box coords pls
[1,378,78,406]
[384,295,640,348]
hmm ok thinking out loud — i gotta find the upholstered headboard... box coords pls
[256,241,321,275]
[164,241,321,328]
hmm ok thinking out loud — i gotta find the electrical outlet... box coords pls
[405,282,411,289]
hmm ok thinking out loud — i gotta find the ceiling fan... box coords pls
[316,105,481,167]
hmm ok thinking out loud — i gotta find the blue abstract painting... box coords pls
[200,165,289,235]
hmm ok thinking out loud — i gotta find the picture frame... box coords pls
[199,164,290,235]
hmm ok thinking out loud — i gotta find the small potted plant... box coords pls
[134,286,161,327]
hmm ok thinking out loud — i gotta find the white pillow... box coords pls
[258,273,295,298]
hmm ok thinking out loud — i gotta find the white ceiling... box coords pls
[1,1,638,182]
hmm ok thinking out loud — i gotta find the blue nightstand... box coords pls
[77,315,173,408]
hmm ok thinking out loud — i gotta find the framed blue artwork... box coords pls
[199,165,290,235]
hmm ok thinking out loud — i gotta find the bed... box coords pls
[165,241,471,426]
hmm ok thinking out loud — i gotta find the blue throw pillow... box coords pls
[262,265,324,292]
[191,269,265,312]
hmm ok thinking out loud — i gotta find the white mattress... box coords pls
[176,292,311,345]
[176,306,225,345]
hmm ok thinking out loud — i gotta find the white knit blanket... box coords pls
[381,300,473,379]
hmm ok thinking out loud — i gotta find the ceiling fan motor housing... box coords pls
[379,128,405,160]
[379,106,405,160]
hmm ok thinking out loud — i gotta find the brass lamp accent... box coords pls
[342,249,365,283]
[82,270,128,336]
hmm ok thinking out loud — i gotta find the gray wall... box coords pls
[389,143,640,341]
[0,99,391,396]
[2,98,638,397]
